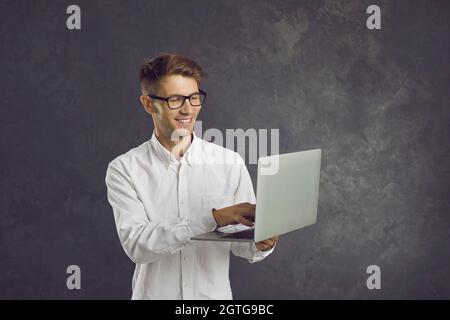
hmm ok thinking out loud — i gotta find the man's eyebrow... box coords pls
[167,91,199,97]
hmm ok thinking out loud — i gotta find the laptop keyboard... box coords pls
[222,228,255,239]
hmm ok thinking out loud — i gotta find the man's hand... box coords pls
[212,203,279,251]
[212,202,256,228]
[255,235,279,251]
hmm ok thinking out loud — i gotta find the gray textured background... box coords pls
[0,0,449,299]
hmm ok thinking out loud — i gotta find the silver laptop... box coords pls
[191,149,322,243]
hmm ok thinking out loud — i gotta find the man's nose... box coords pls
[180,98,194,112]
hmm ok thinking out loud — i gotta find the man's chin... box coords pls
[170,125,193,139]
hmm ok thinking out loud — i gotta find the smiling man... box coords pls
[105,52,278,300]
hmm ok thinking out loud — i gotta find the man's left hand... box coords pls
[255,236,279,251]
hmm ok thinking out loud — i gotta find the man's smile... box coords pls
[175,118,193,125]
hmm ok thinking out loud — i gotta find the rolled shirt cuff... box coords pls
[187,209,218,237]
[248,242,276,263]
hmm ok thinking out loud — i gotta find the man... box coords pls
[105,52,279,300]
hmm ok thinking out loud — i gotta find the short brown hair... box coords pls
[140,52,205,95]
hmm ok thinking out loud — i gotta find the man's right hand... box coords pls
[212,202,256,228]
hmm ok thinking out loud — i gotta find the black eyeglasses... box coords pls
[147,89,207,110]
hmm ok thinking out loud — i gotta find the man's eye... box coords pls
[190,94,200,100]
[169,96,182,102]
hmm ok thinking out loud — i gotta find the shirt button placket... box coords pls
[178,167,185,218]
[179,164,192,299]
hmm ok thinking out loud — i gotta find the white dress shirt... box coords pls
[105,131,275,300]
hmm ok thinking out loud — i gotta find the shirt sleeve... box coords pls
[230,154,276,263]
[105,162,217,264]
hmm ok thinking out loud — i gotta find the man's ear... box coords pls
[140,95,155,115]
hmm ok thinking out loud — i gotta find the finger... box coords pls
[256,242,270,251]
[261,239,275,247]
[270,236,279,243]
[264,236,278,244]
[244,213,255,222]
[238,217,255,227]
[257,242,272,251]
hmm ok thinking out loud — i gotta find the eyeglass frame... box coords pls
[146,89,207,110]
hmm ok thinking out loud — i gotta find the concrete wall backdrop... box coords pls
[0,0,449,299]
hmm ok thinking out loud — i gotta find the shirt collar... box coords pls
[149,130,201,168]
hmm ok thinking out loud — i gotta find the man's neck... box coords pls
[155,130,193,160]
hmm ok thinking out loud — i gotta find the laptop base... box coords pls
[191,228,255,242]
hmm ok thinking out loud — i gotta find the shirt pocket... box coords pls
[201,194,235,210]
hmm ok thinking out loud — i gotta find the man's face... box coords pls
[143,75,202,139]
